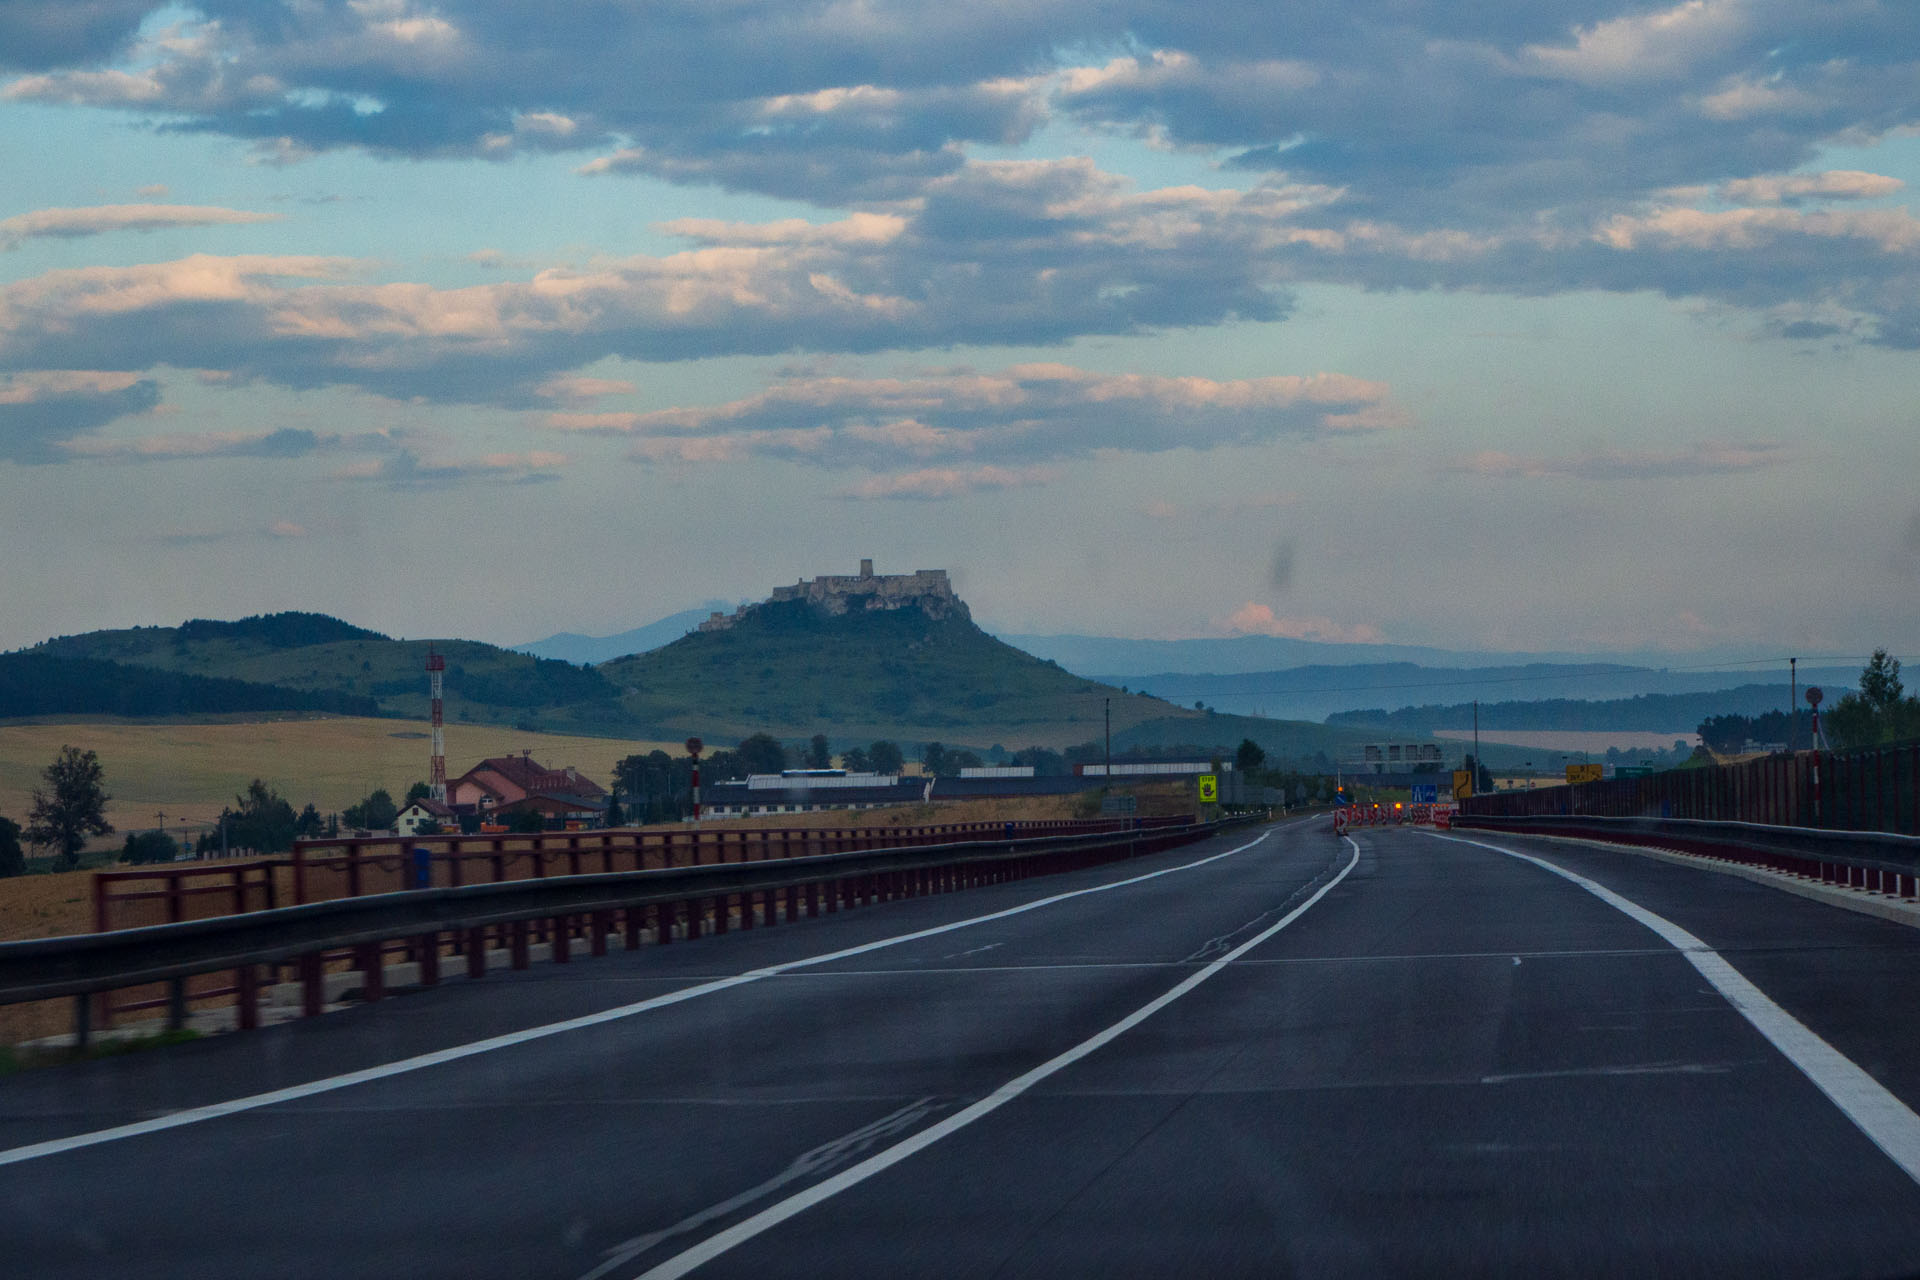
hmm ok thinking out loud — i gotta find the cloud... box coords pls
[0,369,159,463]
[1455,441,1792,479]
[1718,171,1905,206]
[55,426,384,463]
[0,0,153,71]
[0,204,283,250]
[268,520,309,538]
[839,464,1057,501]
[329,448,568,488]
[534,374,637,402]
[1221,602,1383,644]
[551,362,1402,475]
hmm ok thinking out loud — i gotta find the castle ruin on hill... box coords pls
[698,559,962,632]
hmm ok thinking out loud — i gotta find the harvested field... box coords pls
[0,717,683,849]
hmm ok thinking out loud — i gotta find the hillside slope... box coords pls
[599,597,1195,746]
[20,612,629,734]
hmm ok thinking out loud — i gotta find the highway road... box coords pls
[4,816,1920,1277]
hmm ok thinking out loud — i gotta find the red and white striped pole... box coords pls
[426,647,447,802]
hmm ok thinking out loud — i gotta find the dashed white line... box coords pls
[630,836,1362,1280]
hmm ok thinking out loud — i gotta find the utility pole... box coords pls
[1104,697,1111,781]
[1472,700,1480,787]
[1790,656,1798,752]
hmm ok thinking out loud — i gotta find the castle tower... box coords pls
[426,647,447,802]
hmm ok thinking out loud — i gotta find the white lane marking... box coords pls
[1430,831,1920,1187]
[579,1097,951,1280]
[630,836,1363,1280]
[0,823,1297,1169]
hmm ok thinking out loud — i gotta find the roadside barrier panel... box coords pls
[1453,812,1920,903]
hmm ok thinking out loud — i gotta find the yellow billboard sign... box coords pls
[1566,763,1603,784]
[1197,774,1219,803]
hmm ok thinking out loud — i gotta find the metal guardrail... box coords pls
[92,816,1175,934]
[1454,813,1920,898]
[5,814,1254,1048]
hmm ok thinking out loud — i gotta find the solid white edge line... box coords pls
[0,821,1303,1169]
[1429,830,1920,1187]
[631,836,1364,1280]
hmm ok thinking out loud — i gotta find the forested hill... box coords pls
[0,651,381,719]
[1328,683,1798,734]
[15,611,625,732]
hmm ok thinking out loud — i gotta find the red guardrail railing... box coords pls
[46,814,1207,1043]
[91,817,1185,934]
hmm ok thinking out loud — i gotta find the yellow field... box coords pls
[0,717,681,842]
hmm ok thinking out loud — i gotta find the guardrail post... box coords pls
[510,921,530,969]
[623,908,641,950]
[591,910,611,956]
[236,964,260,1030]
[466,928,487,977]
[354,946,383,1001]
[167,977,188,1031]
[299,952,324,1014]
[552,916,570,963]
[72,993,91,1050]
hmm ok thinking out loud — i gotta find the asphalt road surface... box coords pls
[4,817,1920,1278]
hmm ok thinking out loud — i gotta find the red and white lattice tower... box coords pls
[426,647,447,802]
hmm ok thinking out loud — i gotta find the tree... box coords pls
[224,779,299,853]
[341,788,398,833]
[1461,754,1494,794]
[507,808,548,833]
[604,784,624,828]
[922,741,948,777]
[0,816,24,878]
[405,780,433,804]
[806,733,832,770]
[121,829,180,865]
[841,745,872,773]
[868,740,904,774]
[737,732,787,775]
[26,745,112,870]
[295,803,326,838]
[1825,650,1920,750]
[1235,738,1266,774]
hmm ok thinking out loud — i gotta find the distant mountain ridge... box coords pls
[1328,683,1817,735]
[997,631,1797,678]
[513,602,733,665]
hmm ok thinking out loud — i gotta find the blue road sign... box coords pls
[1409,783,1438,804]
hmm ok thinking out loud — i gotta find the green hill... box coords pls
[20,613,628,733]
[597,596,1197,746]
[12,604,1399,760]
[0,651,380,719]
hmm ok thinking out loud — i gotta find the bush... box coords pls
[0,817,24,878]
[121,830,180,865]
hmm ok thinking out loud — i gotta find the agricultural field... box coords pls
[0,716,680,846]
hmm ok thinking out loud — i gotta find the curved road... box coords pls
[4,818,1920,1277]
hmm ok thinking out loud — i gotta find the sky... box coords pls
[2,0,1918,661]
